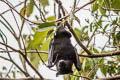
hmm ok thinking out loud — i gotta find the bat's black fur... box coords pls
[48,26,81,76]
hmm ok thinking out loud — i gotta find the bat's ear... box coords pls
[74,48,81,71]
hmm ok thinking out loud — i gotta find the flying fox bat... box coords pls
[48,26,81,76]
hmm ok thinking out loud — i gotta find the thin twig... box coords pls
[0,15,17,39]
[101,6,120,11]
[66,21,93,55]
[78,50,120,58]
[0,50,48,54]
[0,29,30,77]
[5,64,14,77]
[32,0,46,22]
[1,50,120,58]
[0,1,24,15]
[0,42,44,79]
[51,0,96,23]
[74,0,96,13]
[1,0,39,24]
[71,74,91,80]
[36,49,56,71]
[0,54,29,77]
[96,75,120,80]
[1,0,96,25]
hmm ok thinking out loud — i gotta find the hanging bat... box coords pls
[48,26,81,76]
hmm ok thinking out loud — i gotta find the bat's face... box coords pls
[56,60,73,76]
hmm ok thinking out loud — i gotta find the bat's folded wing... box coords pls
[74,48,81,71]
[48,38,54,68]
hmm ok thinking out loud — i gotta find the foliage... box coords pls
[0,0,120,80]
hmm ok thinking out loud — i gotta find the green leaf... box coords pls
[28,30,48,49]
[74,16,80,25]
[89,47,99,54]
[38,22,56,29]
[46,29,54,40]
[98,20,102,28]
[2,66,7,70]
[63,75,67,80]
[81,25,88,32]
[99,7,106,15]
[28,39,50,70]
[12,71,16,78]
[100,0,120,14]
[75,77,79,80]
[100,65,108,76]
[71,66,81,80]
[0,73,2,78]
[91,1,98,12]
[102,0,111,8]
[28,53,40,70]
[74,26,89,41]
[111,0,120,9]
[90,23,93,32]
[39,0,49,7]
[100,59,104,64]
[82,58,86,71]
[116,32,120,41]
[26,0,34,17]
[112,20,117,25]
[98,0,103,4]
[117,55,120,59]
[93,48,99,53]
[39,38,51,62]
[74,28,82,40]
[85,58,93,71]
[20,7,25,20]
[47,16,56,21]
[103,24,109,33]
[35,15,39,20]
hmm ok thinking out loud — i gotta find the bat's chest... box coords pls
[53,38,75,60]
[54,38,72,47]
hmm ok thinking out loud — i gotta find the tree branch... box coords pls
[1,0,96,25]
[65,21,92,55]
[79,50,120,58]
[51,0,96,23]
[0,1,24,15]
[0,78,41,80]
[96,75,120,80]
[0,42,44,80]
[1,50,120,58]
[101,6,120,11]
[1,75,120,80]
[0,50,48,54]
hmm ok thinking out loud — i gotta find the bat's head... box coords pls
[55,26,71,38]
[56,59,73,76]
